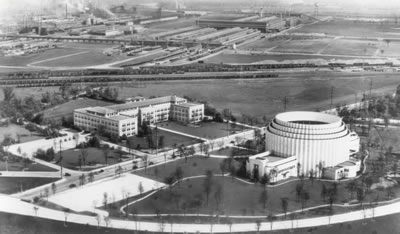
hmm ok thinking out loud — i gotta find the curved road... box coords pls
[1,193,400,233]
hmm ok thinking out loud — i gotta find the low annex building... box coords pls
[74,95,204,137]
[247,151,297,183]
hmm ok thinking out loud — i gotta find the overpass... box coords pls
[3,35,222,48]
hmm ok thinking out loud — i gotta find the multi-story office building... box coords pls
[73,96,204,137]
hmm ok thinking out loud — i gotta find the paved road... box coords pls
[1,193,400,233]
[0,171,61,178]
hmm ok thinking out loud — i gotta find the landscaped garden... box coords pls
[158,121,248,139]
[54,147,130,171]
[0,156,57,172]
[126,129,202,152]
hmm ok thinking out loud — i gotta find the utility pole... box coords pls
[369,79,373,98]
[59,139,63,178]
[283,96,288,112]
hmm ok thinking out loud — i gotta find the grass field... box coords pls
[0,124,43,143]
[272,39,332,54]
[127,175,392,216]
[42,98,114,121]
[322,39,380,56]
[0,47,83,66]
[0,177,58,194]
[158,121,247,139]
[205,52,361,64]
[54,147,127,170]
[136,156,230,182]
[127,129,201,151]
[113,50,169,67]
[112,72,400,120]
[0,159,57,172]
[292,21,400,38]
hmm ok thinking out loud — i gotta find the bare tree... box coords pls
[203,170,214,206]
[214,184,223,211]
[101,145,110,165]
[259,189,268,210]
[138,182,144,196]
[51,182,57,195]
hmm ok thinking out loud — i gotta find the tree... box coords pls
[255,220,261,234]
[202,143,210,156]
[174,166,184,184]
[79,174,86,186]
[44,187,49,200]
[203,170,214,206]
[219,158,230,176]
[63,208,70,227]
[281,197,289,217]
[138,182,144,196]
[365,176,374,192]
[51,183,57,195]
[2,87,15,103]
[214,184,223,211]
[259,189,268,210]
[300,190,310,212]
[309,169,315,185]
[267,214,276,231]
[346,180,357,199]
[357,187,365,207]
[80,147,88,166]
[103,192,108,208]
[260,173,270,187]
[295,183,303,201]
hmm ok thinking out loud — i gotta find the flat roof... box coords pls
[176,103,203,108]
[276,111,341,125]
[108,96,185,111]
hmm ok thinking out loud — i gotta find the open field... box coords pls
[112,72,400,120]
[205,52,364,64]
[272,39,332,54]
[322,39,381,57]
[54,147,127,171]
[0,42,128,68]
[42,98,114,121]
[0,177,58,194]
[0,86,59,100]
[292,21,400,38]
[48,173,164,212]
[113,50,170,67]
[136,156,231,182]
[127,129,201,151]
[128,176,394,216]
[0,158,57,172]
[0,124,43,143]
[159,121,247,139]
[0,47,83,66]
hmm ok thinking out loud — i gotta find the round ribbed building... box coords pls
[265,111,358,176]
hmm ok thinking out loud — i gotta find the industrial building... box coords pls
[196,17,287,32]
[249,111,361,181]
[74,96,204,137]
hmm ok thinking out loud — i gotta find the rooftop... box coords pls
[276,111,341,125]
[176,102,203,108]
[108,96,185,111]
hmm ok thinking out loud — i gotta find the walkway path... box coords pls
[0,171,61,178]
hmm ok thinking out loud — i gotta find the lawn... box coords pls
[0,124,44,143]
[0,177,59,194]
[158,121,248,139]
[54,147,128,171]
[128,175,397,216]
[126,129,201,151]
[292,20,400,38]
[271,39,332,54]
[113,72,400,120]
[205,52,360,64]
[0,47,83,66]
[42,98,114,121]
[321,39,380,57]
[136,156,230,182]
[0,157,57,172]
[35,51,120,67]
